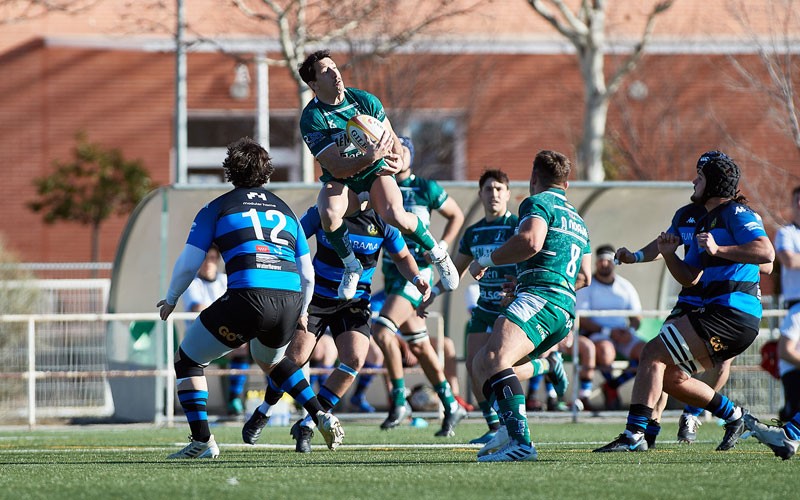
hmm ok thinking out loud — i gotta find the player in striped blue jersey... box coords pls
[242,202,429,452]
[612,151,745,447]
[596,153,775,453]
[157,137,343,459]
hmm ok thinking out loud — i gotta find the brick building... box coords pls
[0,0,797,263]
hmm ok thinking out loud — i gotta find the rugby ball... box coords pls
[346,114,385,152]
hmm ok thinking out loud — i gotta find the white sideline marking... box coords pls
[0,440,721,454]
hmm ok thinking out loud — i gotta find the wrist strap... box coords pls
[633,251,644,263]
[478,253,496,268]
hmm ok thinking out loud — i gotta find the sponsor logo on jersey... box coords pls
[564,216,589,238]
[735,206,746,215]
[255,253,281,270]
[480,289,505,301]
[352,240,381,252]
[256,245,270,253]
[687,217,696,223]
[744,221,762,232]
[247,192,267,201]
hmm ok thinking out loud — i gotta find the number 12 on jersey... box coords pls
[241,208,289,245]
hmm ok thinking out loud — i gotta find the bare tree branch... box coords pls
[528,0,588,45]
[0,0,96,25]
[526,0,674,180]
[607,1,674,95]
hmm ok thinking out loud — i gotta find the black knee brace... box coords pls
[174,348,205,379]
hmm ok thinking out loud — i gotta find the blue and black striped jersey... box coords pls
[186,187,309,292]
[301,206,405,300]
[666,202,707,307]
[685,200,767,319]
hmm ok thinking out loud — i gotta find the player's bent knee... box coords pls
[174,348,205,379]
[401,330,429,345]
[372,315,399,337]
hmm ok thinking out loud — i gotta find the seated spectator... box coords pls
[576,244,644,410]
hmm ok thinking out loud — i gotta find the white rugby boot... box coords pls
[168,435,220,459]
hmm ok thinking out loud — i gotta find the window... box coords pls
[398,112,466,181]
[184,111,300,184]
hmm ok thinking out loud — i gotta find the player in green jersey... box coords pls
[372,136,467,437]
[298,50,458,300]
[470,150,592,462]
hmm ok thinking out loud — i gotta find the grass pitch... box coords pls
[0,418,795,500]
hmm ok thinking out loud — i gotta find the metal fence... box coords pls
[0,308,786,427]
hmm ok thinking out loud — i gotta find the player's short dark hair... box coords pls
[479,169,509,189]
[222,137,273,187]
[533,150,571,185]
[299,49,331,85]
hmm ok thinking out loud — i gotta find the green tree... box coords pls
[28,132,154,262]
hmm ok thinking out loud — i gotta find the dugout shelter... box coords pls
[107,181,691,421]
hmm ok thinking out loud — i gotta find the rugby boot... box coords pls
[290,419,314,453]
[242,409,270,444]
[477,425,509,457]
[316,410,345,451]
[477,440,537,462]
[338,259,363,300]
[168,435,220,459]
[716,410,747,451]
[430,243,459,290]
[380,403,411,430]
[743,413,799,460]
[545,351,568,397]
[435,404,467,437]
[593,433,648,452]
[469,428,498,445]
[677,413,701,444]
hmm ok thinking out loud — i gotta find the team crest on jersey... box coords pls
[367,223,378,236]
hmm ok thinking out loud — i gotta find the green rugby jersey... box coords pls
[381,174,448,270]
[458,212,519,313]
[299,87,387,184]
[515,188,591,314]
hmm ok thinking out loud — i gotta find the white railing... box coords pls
[0,309,783,427]
[0,310,447,428]
[568,308,785,422]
